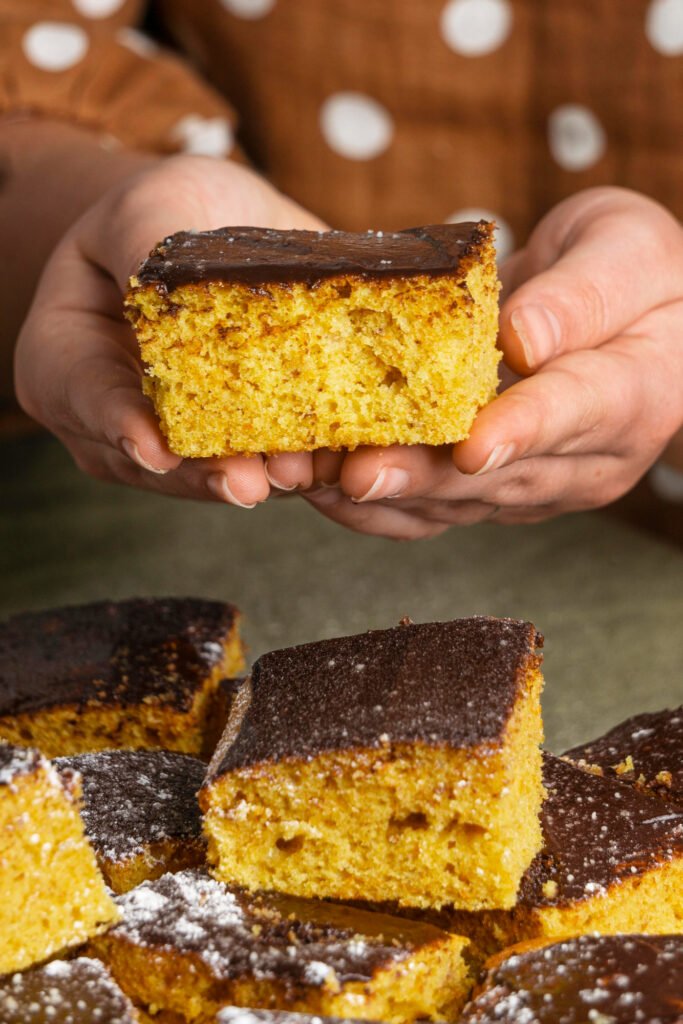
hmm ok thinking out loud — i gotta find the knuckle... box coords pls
[558,279,607,344]
[505,389,548,444]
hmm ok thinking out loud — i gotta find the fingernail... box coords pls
[305,486,343,506]
[474,443,516,476]
[121,438,168,474]
[511,304,562,366]
[207,472,256,509]
[352,467,411,503]
[264,463,298,491]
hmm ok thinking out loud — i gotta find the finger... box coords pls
[453,337,671,474]
[339,445,453,502]
[205,454,270,507]
[265,453,314,491]
[384,497,501,527]
[499,189,683,374]
[63,432,270,506]
[311,449,346,486]
[15,243,181,474]
[304,489,449,541]
[497,247,529,299]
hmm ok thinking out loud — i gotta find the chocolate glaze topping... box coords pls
[55,749,205,863]
[461,934,683,1024]
[209,617,542,776]
[0,597,237,716]
[565,704,683,805]
[134,223,491,292]
[518,753,683,907]
[111,869,449,990]
[218,1011,367,1024]
[0,957,138,1024]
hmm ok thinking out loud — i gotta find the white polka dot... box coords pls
[171,115,234,158]
[23,22,89,72]
[446,208,514,261]
[645,0,683,54]
[320,92,394,161]
[548,104,606,172]
[440,0,512,56]
[72,0,125,18]
[116,27,158,58]
[220,0,275,18]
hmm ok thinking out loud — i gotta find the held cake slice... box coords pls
[54,749,207,892]
[0,742,117,973]
[565,703,683,805]
[90,868,472,1024]
[0,957,140,1023]
[125,223,501,457]
[460,934,683,1024]
[442,753,683,956]
[200,616,544,910]
[0,597,244,758]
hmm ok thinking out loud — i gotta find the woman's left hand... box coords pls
[303,187,683,539]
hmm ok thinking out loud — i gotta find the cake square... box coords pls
[89,869,472,1024]
[125,223,501,457]
[443,752,683,955]
[200,616,544,910]
[55,749,207,893]
[0,742,118,973]
[565,703,683,805]
[459,934,683,1024]
[0,957,140,1023]
[0,597,244,757]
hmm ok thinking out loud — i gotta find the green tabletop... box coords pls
[3,435,682,752]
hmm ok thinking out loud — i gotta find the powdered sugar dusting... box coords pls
[565,705,683,805]
[111,870,418,987]
[55,749,205,862]
[0,957,137,1023]
[519,754,683,907]
[0,743,44,788]
[461,934,683,1023]
[218,1011,367,1024]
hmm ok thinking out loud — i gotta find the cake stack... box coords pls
[0,598,682,1023]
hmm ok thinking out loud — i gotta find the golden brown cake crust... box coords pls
[461,934,683,1023]
[207,617,542,778]
[132,223,492,292]
[0,597,239,717]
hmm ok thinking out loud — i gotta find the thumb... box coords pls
[499,189,683,375]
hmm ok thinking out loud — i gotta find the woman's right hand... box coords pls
[14,155,324,507]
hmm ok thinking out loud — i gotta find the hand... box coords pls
[303,187,683,539]
[15,155,323,506]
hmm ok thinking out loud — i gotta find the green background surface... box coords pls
[3,436,682,752]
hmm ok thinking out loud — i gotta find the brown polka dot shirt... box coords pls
[2,0,683,253]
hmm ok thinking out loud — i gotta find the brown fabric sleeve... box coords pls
[0,1,238,159]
